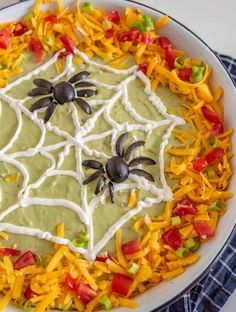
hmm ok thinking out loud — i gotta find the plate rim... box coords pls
[0,1,235,311]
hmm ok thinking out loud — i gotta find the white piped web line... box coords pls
[0,49,185,260]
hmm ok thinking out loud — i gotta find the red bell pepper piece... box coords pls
[65,273,77,291]
[60,35,74,54]
[24,285,36,300]
[193,158,208,173]
[138,61,148,74]
[141,33,153,44]
[117,29,140,42]
[0,247,21,257]
[122,240,141,255]
[106,11,120,24]
[193,148,225,172]
[207,122,224,136]
[158,36,172,49]
[201,106,221,124]
[13,22,28,36]
[173,198,198,216]
[45,15,58,24]
[176,68,192,81]
[105,28,115,39]
[29,37,45,63]
[162,226,182,250]
[13,250,36,270]
[111,274,133,296]
[77,283,97,304]
[165,46,175,70]
[58,50,72,59]
[95,252,111,262]
[0,27,12,50]
[193,221,214,239]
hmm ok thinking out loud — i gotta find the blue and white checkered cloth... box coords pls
[158,54,236,312]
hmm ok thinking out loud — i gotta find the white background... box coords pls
[0,0,236,311]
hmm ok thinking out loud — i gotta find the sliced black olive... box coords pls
[68,71,90,84]
[30,96,53,112]
[28,87,52,97]
[129,169,154,182]
[124,141,145,161]
[116,132,128,157]
[129,156,156,167]
[75,81,95,88]
[44,101,57,123]
[77,89,97,98]
[108,182,115,203]
[95,175,106,194]
[82,160,103,169]
[33,78,53,89]
[75,98,92,115]
[83,168,105,185]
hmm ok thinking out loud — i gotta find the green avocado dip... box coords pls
[0,52,187,258]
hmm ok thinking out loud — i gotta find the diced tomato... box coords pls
[60,35,74,54]
[138,61,148,74]
[111,274,133,296]
[205,148,225,164]
[65,273,77,291]
[122,240,141,255]
[201,106,221,124]
[95,252,111,262]
[13,250,36,270]
[193,221,214,239]
[158,36,172,49]
[105,28,115,39]
[0,247,21,257]
[0,27,12,50]
[106,11,120,24]
[29,37,45,63]
[77,283,97,304]
[193,158,208,173]
[141,33,153,44]
[162,226,182,250]
[173,198,198,216]
[45,15,58,24]
[207,122,224,137]
[13,22,28,36]
[117,29,140,42]
[165,46,175,70]
[176,68,192,81]
[58,50,72,59]
[24,285,35,300]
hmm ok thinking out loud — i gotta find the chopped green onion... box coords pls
[190,65,205,83]
[174,56,186,69]
[189,238,201,252]
[207,166,216,178]
[131,15,154,32]
[184,238,195,249]
[167,108,174,115]
[209,200,225,212]
[171,216,181,226]
[127,262,139,274]
[0,62,7,70]
[82,2,94,13]
[99,295,112,311]
[208,135,221,148]
[24,300,33,312]
[72,231,89,248]
[24,12,34,20]
[175,247,190,258]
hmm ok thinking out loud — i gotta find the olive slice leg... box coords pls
[75,98,92,115]
[83,168,105,185]
[33,78,53,89]
[82,160,103,169]
[124,141,145,161]
[108,182,115,203]
[44,101,57,124]
[68,71,90,84]
[30,97,53,112]
[95,175,106,195]
[115,132,128,157]
[28,87,52,97]
[129,169,154,182]
[129,156,156,167]
[75,81,95,88]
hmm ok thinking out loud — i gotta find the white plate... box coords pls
[0,1,235,311]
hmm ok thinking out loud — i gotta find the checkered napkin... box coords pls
[158,54,236,312]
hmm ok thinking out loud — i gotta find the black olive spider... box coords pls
[82,132,156,203]
[28,71,97,123]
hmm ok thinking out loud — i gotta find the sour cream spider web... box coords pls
[0,49,185,260]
